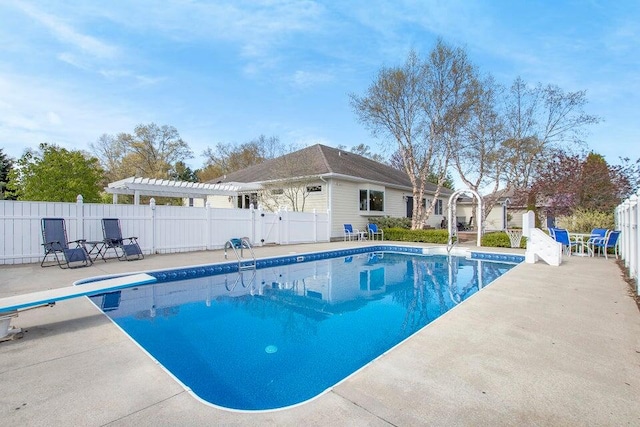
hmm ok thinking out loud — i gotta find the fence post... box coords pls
[282,207,289,244]
[313,209,318,242]
[629,195,637,277]
[625,198,632,269]
[205,201,212,250]
[617,202,625,264]
[629,190,640,295]
[150,198,156,254]
[252,205,258,246]
[76,194,84,241]
[635,191,640,295]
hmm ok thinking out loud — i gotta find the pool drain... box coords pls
[265,345,278,354]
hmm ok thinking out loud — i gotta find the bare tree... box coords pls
[351,40,478,229]
[199,135,283,182]
[91,123,193,181]
[349,143,387,163]
[125,123,193,179]
[502,77,600,206]
[451,75,507,222]
[90,133,129,184]
[258,150,318,212]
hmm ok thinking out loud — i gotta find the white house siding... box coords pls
[299,181,327,213]
[506,208,527,228]
[330,180,363,239]
[384,188,409,219]
[457,202,507,231]
[328,181,419,239]
[422,197,448,228]
[485,205,506,230]
[205,195,235,209]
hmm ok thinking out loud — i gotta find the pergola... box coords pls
[105,177,244,205]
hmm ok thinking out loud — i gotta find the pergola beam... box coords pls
[105,177,244,204]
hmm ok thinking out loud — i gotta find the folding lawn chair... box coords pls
[101,218,144,261]
[40,218,91,269]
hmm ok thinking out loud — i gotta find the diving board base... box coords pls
[0,312,21,340]
[0,325,23,342]
[0,273,157,314]
[0,273,156,342]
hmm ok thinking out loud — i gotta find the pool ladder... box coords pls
[446,228,458,253]
[224,238,257,291]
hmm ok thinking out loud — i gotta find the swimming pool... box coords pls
[87,247,521,411]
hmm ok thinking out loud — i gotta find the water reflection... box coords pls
[91,253,514,336]
[89,252,517,410]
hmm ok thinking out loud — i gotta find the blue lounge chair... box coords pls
[589,230,620,259]
[367,223,384,241]
[40,218,91,269]
[343,224,363,241]
[549,227,576,255]
[586,228,608,246]
[102,218,144,261]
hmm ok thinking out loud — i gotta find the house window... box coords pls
[238,193,258,209]
[359,189,384,212]
[359,190,368,210]
[306,185,322,192]
[434,199,443,215]
[271,189,284,195]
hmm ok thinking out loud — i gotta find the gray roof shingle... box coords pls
[209,144,449,194]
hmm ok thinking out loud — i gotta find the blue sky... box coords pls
[1,0,638,174]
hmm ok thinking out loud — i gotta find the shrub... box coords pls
[367,216,412,229]
[383,228,449,244]
[556,209,615,232]
[372,223,526,248]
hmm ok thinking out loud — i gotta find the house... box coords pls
[456,188,551,231]
[205,144,453,240]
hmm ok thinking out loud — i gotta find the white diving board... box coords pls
[0,273,157,313]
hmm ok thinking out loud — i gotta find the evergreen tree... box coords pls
[0,148,15,200]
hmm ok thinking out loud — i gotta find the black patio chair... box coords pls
[40,218,91,269]
[101,218,144,261]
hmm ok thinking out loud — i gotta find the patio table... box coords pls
[570,233,596,257]
[85,240,108,262]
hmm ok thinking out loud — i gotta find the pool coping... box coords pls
[75,244,524,287]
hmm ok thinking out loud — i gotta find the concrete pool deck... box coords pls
[1,241,639,426]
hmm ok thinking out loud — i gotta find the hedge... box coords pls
[383,228,449,244]
[380,228,526,248]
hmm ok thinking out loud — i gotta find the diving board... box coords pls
[0,273,157,313]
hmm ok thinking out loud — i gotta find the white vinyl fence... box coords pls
[615,191,640,296]
[0,197,330,265]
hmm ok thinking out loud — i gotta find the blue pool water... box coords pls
[89,250,519,411]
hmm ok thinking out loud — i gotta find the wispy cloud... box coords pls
[0,0,637,168]
[77,1,330,77]
[8,1,119,60]
[288,70,334,88]
[0,72,137,158]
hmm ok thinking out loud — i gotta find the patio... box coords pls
[1,241,639,425]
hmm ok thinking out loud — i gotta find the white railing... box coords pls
[0,197,330,265]
[615,191,639,296]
